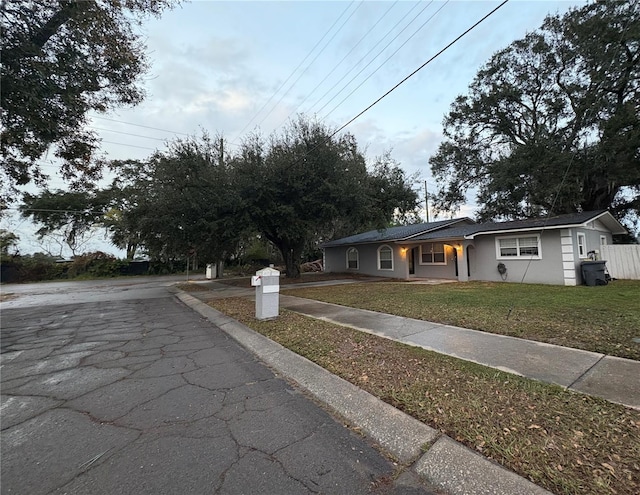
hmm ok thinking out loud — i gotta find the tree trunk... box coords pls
[126,243,137,260]
[216,260,224,278]
[30,1,83,54]
[280,244,301,279]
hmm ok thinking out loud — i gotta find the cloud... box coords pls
[182,88,253,116]
[348,118,443,179]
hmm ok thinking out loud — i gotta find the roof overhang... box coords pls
[465,211,627,239]
[592,211,628,235]
[399,237,466,245]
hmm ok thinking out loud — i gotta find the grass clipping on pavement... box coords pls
[209,296,639,495]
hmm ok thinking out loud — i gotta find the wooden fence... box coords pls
[600,245,640,280]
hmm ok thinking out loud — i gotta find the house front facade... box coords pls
[322,211,627,286]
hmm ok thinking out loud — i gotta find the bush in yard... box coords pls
[67,252,128,279]
[0,254,67,283]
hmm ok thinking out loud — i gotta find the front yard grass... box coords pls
[207,296,640,495]
[283,280,640,360]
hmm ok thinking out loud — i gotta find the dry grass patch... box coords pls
[284,281,640,360]
[209,297,640,495]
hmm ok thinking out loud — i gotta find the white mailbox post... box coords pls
[252,267,280,320]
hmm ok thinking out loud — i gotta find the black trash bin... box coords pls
[581,260,608,286]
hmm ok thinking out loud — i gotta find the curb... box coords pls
[175,290,551,495]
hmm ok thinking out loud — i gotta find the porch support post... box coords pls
[401,245,410,280]
[457,242,469,282]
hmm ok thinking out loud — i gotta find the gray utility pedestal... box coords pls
[251,267,280,319]
[581,260,608,286]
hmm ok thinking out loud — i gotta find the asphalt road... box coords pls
[1,276,435,494]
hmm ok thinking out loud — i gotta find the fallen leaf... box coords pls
[601,462,615,473]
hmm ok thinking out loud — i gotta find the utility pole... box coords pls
[217,137,224,279]
[424,180,429,222]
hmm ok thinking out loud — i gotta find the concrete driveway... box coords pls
[1,277,434,494]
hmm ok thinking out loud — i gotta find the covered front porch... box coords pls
[398,240,475,283]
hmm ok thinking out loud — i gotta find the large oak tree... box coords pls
[1,0,176,197]
[235,116,418,278]
[429,1,639,230]
[127,134,249,267]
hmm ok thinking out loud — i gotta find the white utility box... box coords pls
[254,267,280,320]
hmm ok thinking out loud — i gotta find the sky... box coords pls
[4,0,589,257]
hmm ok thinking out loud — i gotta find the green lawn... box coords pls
[283,280,640,360]
[207,296,640,495]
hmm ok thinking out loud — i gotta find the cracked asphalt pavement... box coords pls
[1,277,435,495]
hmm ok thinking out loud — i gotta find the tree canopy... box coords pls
[0,0,177,197]
[0,229,20,256]
[429,1,639,230]
[118,134,249,265]
[19,188,110,255]
[102,159,152,260]
[236,117,418,277]
[18,119,418,275]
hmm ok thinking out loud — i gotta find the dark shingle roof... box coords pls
[323,211,626,247]
[321,219,471,247]
[410,210,626,241]
[409,224,480,241]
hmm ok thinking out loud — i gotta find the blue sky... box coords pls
[6,0,588,256]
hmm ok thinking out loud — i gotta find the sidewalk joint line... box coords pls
[567,354,606,390]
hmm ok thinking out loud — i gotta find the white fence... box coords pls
[601,245,640,280]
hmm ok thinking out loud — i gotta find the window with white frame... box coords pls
[420,242,446,264]
[377,245,393,270]
[496,235,541,259]
[577,233,587,258]
[346,247,359,270]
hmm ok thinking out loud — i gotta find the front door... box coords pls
[453,246,459,277]
[409,247,416,275]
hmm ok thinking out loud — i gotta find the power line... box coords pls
[6,207,107,215]
[89,126,168,142]
[259,0,510,179]
[90,115,190,136]
[275,0,400,130]
[101,140,159,151]
[322,0,450,122]
[231,1,358,142]
[258,0,365,133]
[306,0,426,117]
[330,0,510,138]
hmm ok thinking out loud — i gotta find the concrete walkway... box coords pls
[279,295,640,410]
[193,279,640,410]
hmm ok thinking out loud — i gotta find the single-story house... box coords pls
[322,211,627,286]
